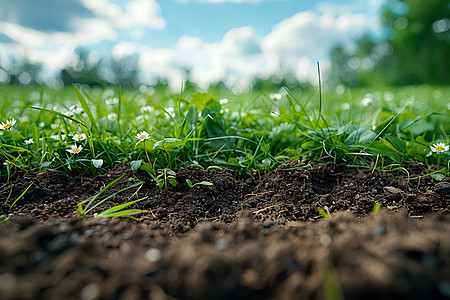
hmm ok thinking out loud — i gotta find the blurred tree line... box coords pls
[329,0,450,87]
[1,0,448,89]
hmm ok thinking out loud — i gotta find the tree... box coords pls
[330,0,450,86]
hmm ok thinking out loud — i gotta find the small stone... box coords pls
[433,182,450,197]
[215,239,228,251]
[144,248,161,262]
[374,225,387,236]
[262,220,277,228]
[83,229,96,237]
[383,186,405,201]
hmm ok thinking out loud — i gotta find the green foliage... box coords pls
[185,179,213,188]
[371,202,381,214]
[317,207,330,219]
[77,174,148,220]
[155,168,177,189]
[330,0,450,86]
[0,84,448,183]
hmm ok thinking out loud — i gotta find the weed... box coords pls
[185,179,213,188]
[77,174,148,220]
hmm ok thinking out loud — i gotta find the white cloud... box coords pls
[81,0,166,30]
[0,18,117,70]
[177,0,263,3]
[175,36,203,52]
[0,0,164,73]
[260,10,367,81]
[0,0,375,89]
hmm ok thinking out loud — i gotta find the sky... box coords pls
[0,0,384,90]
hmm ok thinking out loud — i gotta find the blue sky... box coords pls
[0,0,384,89]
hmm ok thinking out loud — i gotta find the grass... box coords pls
[0,82,449,183]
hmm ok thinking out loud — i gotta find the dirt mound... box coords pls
[0,162,449,299]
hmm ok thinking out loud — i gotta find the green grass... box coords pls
[0,83,449,182]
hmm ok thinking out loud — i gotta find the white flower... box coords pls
[269,93,282,101]
[136,131,150,142]
[361,96,373,107]
[72,133,86,142]
[430,142,449,153]
[0,118,16,130]
[24,138,34,145]
[140,106,154,113]
[67,144,83,154]
[105,97,119,105]
[49,134,67,140]
[219,99,229,105]
[341,103,350,110]
[107,113,117,121]
[66,105,84,116]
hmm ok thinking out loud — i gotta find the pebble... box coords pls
[30,251,48,264]
[262,220,278,228]
[374,225,387,236]
[215,239,228,251]
[144,248,161,262]
[47,234,78,254]
[83,229,96,237]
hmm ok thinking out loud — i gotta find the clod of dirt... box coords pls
[434,181,450,197]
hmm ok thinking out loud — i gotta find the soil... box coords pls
[0,161,449,300]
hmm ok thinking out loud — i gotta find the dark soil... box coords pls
[0,161,449,299]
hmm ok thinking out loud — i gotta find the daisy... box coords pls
[430,142,449,153]
[24,138,34,145]
[269,93,282,101]
[67,144,83,155]
[136,131,150,142]
[107,113,117,121]
[72,133,86,142]
[105,97,119,105]
[0,118,16,130]
[140,106,153,113]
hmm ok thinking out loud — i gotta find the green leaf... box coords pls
[379,138,403,155]
[344,128,377,145]
[186,178,193,188]
[153,138,184,150]
[197,181,213,186]
[140,162,154,174]
[190,92,219,112]
[317,207,329,219]
[73,84,97,129]
[431,173,445,181]
[188,105,198,124]
[130,160,143,172]
[371,202,380,214]
[96,197,147,216]
[97,209,148,219]
[168,178,177,187]
[92,159,103,168]
[77,203,85,217]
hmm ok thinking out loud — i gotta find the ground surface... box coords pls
[0,161,449,300]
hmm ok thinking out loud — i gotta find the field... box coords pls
[0,83,449,299]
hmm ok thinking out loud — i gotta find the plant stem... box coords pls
[437,153,441,171]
